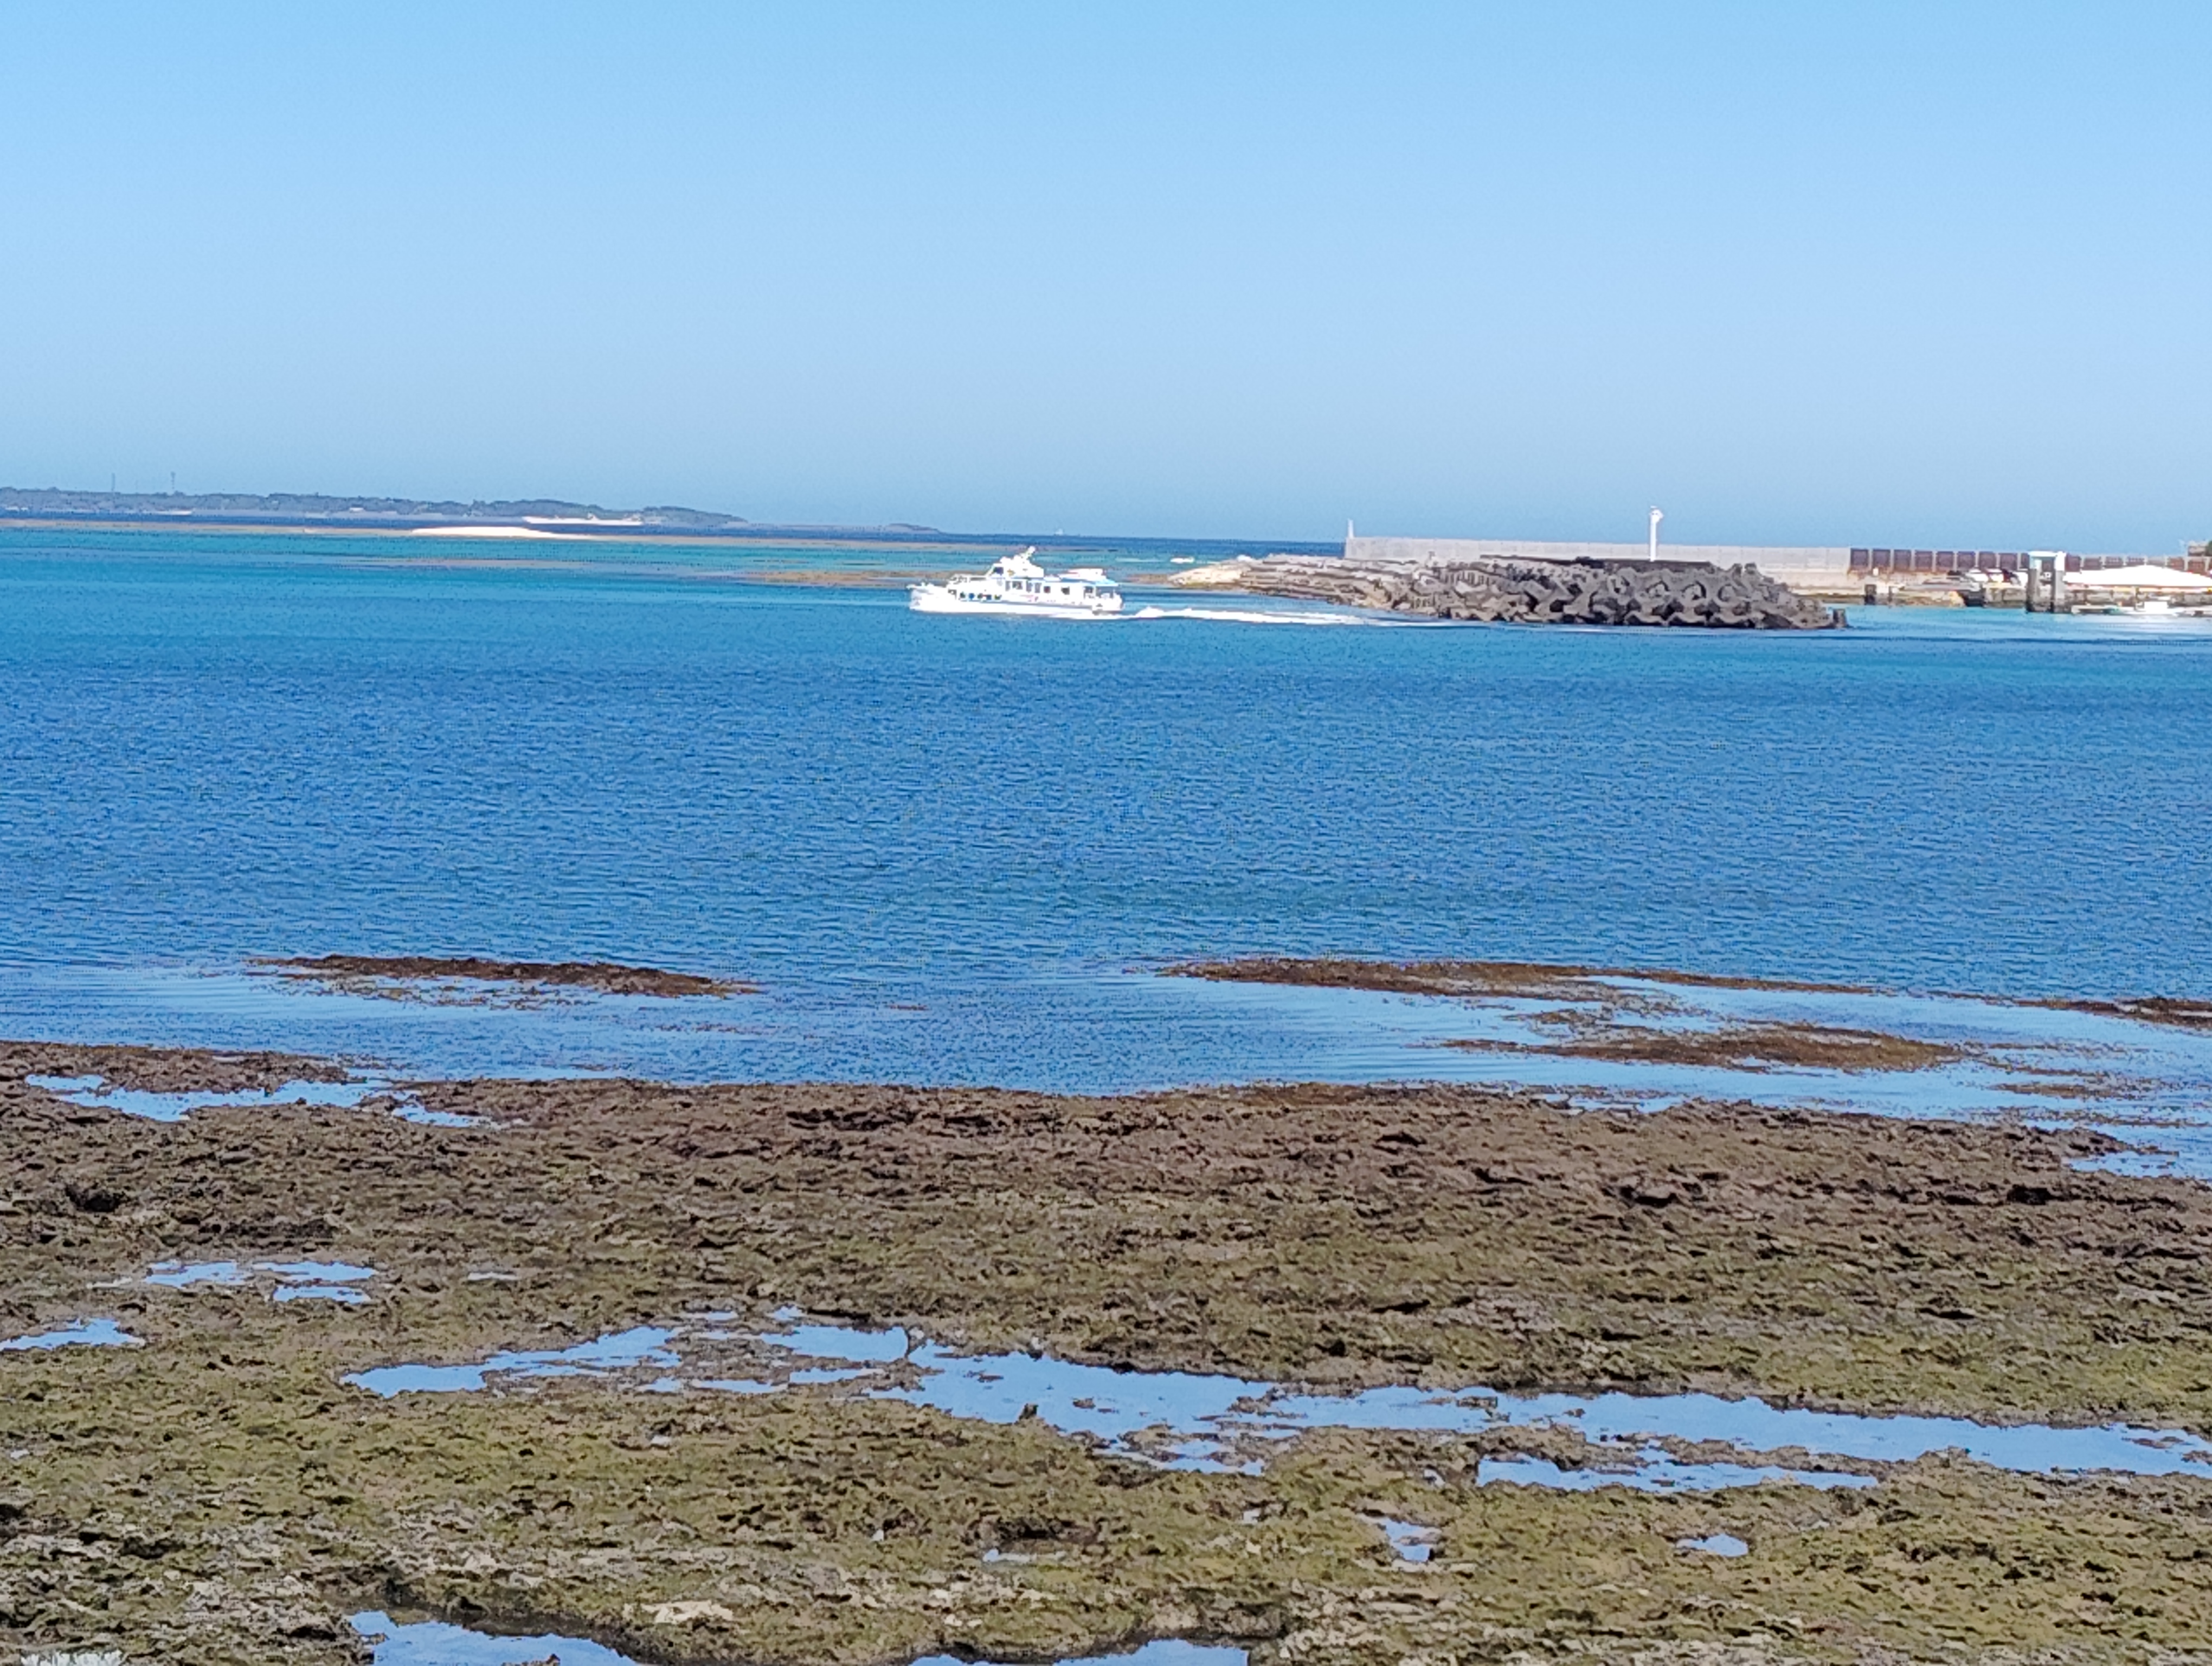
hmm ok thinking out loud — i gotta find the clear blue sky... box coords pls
[3,3,2206,547]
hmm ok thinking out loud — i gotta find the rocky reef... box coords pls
[9,1043,2212,1663]
[1176,553,1844,627]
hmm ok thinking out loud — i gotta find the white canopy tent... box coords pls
[2065,565,2212,591]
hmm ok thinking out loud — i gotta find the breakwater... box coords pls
[1177,550,1845,627]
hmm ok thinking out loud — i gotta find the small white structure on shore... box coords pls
[1648,507,1663,562]
[2066,564,2212,593]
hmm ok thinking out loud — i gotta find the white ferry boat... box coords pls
[908,548,1123,617]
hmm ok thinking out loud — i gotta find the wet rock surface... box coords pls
[1175,554,1843,628]
[7,1042,2212,1663]
[1443,1023,1963,1074]
[1174,958,1970,1073]
[0,1040,349,1095]
[1167,959,1886,1002]
[257,957,753,1000]
[1174,956,2212,1039]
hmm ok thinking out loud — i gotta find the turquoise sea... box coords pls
[3,524,2209,1095]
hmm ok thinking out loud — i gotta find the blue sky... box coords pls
[2,3,2205,547]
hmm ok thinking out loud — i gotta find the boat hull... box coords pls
[908,585,1122,618]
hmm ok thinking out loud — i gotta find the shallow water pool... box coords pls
[350,1611,1246,1666]
[146,1258,377,1304]
[0,1318,139,1351]
[27,1070,469,1127]
[341,1312,2212,1490]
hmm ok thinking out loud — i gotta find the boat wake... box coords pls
[1127,604,1427,627]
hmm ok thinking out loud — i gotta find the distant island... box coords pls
[0,486,943,541]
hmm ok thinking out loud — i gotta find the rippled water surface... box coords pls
[3,527,2209,1094]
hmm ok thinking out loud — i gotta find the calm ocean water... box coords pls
[3,524,2208,1093]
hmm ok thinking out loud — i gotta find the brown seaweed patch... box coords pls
[258,955,753,999]
[1990,1071,2162,1101]
[2024,995,2212,1035]
[1167,956,1884,1001]
[1446,1022,1963,1074]
[743,568,925,588]
[1169,958,2212,1042]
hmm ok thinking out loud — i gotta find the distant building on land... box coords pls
[1847,547,2210,577]
[1344,534,2211,600]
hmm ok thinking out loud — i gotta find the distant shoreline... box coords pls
[0,494,1337,559]
[0,507,959,550]
[0,511,1327,562]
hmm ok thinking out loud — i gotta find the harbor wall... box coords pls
[1344,536,2212,599]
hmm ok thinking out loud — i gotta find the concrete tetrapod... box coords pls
[1185,552,1843,627]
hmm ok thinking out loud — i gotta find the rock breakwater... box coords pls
[1175,553,1844,627]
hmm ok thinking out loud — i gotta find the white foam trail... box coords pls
[1127,604,1427,627]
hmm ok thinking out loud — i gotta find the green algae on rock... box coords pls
[9,1042,2212,1664]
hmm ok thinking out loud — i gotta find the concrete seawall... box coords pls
[1343,535,1856,598]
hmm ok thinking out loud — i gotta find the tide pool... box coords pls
[338,1312,2212,1489]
